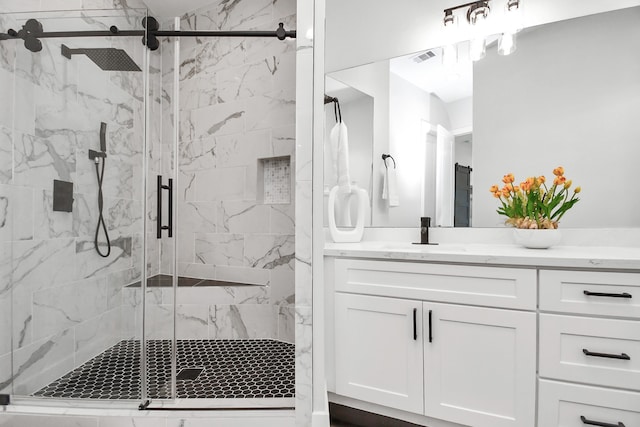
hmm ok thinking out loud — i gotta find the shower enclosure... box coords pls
[0,1,296,410]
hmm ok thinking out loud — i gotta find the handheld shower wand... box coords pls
[90,122,111,257]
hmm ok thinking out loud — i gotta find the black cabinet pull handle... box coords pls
[584,290,632,299]
[580,415,625,427]
[157,175,173,238]
[428,310,433,343]
[413,308,417,341]
[583,349,630,360]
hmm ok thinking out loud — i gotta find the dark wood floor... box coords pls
[329,403,424,427]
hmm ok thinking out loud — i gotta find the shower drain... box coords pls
[176,368,204,380]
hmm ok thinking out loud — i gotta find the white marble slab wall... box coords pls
[167,0,297,343]
[0,3,148,396]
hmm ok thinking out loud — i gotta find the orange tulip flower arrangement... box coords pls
[490,167,580,229]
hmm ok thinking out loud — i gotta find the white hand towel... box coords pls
[382,165,399,207]
[330,122,351,193]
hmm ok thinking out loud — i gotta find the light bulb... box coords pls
[498,32,516,55]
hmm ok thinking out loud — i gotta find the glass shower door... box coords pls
[1,7,148,402]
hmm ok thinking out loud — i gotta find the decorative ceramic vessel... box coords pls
[512,228,562,249]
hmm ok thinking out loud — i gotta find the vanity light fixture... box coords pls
[443,0,522,59]
[441,10,458,67]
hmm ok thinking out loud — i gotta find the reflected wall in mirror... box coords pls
[324,6,640,229]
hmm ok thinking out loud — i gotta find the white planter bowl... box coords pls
[512,228,562,249]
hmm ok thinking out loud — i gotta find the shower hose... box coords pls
[94,157,111,257]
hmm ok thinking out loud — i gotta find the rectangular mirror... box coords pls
[324,6,640,229]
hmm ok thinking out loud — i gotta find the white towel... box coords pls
[330,122,351,194]
[382,165,399,207]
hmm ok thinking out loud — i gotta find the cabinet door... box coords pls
[424,303,536,427]
[335,293,424,414]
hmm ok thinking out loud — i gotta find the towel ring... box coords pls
[382,154,396,169]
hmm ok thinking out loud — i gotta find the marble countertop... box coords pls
[324,241,640,270]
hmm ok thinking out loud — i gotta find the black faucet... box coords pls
[415,216,438,245]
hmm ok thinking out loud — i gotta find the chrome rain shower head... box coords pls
[61,44,141,72]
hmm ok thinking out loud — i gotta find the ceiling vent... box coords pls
[412,50,436,63]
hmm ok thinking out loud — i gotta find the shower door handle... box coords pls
[157,175,173,238]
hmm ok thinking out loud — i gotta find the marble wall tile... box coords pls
[74,307,121,367]
[178,262,216,280]
[12,238,75,292]
[244,95,295,133]
[194,233,244,266]
[217,201,270,233]
[75,235,132,280]
[194,167,246,201]
[0,126,12,184]
[270,268,295,306]
[196,38,245,76]
[208,304,275,339]
[0,352,10,394]
[294,180,312,307]
[216,62,273,103]
[0,68,14,130]
[11,328,75,395]
[294,306,313,427]
[0,292,11,356]
[214,265,270,285]
[179,135,216,173]
[244,234,295,270]
[11,287,33,350]
[270,203,295,234]
[272,125,296,157]
[179,201,217,233]
[278,305,295,343]
[34,189,74,239]
[192,100,245,140]
[0,184,34,242]
[213,129,272,168]
[13,130,76,189]
[32,276,108,340]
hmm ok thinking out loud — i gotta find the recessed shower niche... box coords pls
[0,0,297,411]
[258,156,293,205]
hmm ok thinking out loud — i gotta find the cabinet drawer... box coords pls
[540,314,640,391]
[538,379,640,427]
[540,270,640,318]
[335,259,536,310]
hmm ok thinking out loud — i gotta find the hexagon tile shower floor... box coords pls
[34,340,295,399]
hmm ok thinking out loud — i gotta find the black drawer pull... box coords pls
[583,290,632,299]
[412,308,417,341]
[428,310,433,343]
[583,349,630,360]
[580,415,625,427]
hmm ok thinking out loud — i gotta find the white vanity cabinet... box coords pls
[331,259,537,427]
[423,302,536,427]
[538,269,640,426]
[334,293,424,413]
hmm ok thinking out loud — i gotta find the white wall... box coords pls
[325,0,640,73]
[386,73,431,227]
[447,97,473,133]
[473,7,640,228]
